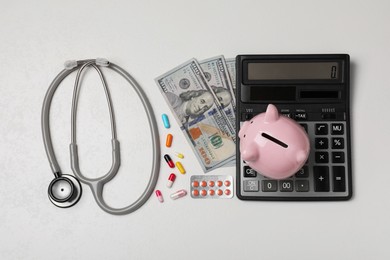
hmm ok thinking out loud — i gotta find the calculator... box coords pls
[236,54,352,201]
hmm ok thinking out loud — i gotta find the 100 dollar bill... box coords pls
[155,59,236,172]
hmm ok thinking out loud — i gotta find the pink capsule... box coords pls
[170,189,187,200]
[166,173,176,188]
[155,190,164,203]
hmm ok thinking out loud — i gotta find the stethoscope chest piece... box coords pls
[48,174,82,208]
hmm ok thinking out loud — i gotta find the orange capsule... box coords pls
[166,134,173,147]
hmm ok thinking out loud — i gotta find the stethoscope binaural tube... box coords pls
[42,59,161,215]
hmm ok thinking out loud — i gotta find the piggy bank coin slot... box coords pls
[261,133,288,148]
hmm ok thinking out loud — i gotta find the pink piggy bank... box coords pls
[239,104,310,179]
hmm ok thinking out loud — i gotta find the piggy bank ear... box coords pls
[238,121,250,138]
[240,142,259,162]
[264,104,279,123]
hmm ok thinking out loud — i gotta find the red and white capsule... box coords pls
[166,173,176,188]
[155,190,164,203]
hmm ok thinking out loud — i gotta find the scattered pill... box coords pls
[166,134,173,147]
[175,152,184,159]
[166,173,176,188]
[176,161,186,174]
[170,189,187,200]
[162,114,170,129]
[155,190,164,203]
[164,154,175,168]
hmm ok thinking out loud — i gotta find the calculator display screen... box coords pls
[247,62,339,80]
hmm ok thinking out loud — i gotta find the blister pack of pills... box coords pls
[190,175,234,199]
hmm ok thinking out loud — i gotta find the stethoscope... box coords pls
[42,58,160,215]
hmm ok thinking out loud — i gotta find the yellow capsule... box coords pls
[166,134,173,147]
[175,152,184,159]
[176,161,186,174]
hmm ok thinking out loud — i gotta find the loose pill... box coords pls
[164,154,175,168]
[170,189,187,200]
[155,190,164,203]
[162,114,170,128]
[166,134,173,147]
[175,152,184,159]
[176,161,186,174]
[166,173,176,188]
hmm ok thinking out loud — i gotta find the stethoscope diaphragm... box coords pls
[48,174,82,208]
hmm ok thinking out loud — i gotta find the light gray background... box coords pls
[1,0,389,259]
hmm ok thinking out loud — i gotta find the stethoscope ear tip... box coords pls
[48,174,82,208]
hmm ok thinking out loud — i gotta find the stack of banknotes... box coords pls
[155,56,237,172]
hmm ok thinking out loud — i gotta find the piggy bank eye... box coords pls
[243,134,246,138]
[250,121,253,124]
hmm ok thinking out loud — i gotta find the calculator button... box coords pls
[315,138,328,149]
[315,152,329,163]
[262,180,278,192]
[243,180,259,192]
[300,124,308,133]
[280,180,294,192]
[332,138,344,149]
[242,113,253,121]
[314,166,330,192]
[295,112,307,120]
[243,166,257,178]
[281,112,292,118]
[331,123,344,135]
[295,180,309,192]
[315,124,328,135]
[333,166,346,192]
[322,113,336,120]
[332,152,345,163]
[295,166,309,178]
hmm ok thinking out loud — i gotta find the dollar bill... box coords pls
[199,56,236,128]
[155,59,236,172]
[225,58,236,94]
